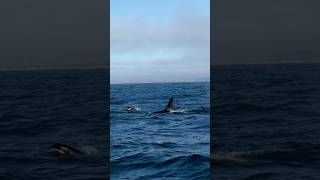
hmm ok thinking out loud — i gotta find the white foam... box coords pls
[171,109,187,113]
[80,146,98,155]
[212,151,251,163]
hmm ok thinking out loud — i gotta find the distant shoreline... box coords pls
[110,81,210,85]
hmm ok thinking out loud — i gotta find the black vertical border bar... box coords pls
[106,0,110,178]
[210,0,215,179]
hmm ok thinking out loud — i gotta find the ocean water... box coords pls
[0,69,108,180]
[212,63,320,180]
[110,82,210,180]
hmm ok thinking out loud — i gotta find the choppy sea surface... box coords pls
[111,82,210,180]
[213,63,320,180]
[0,69,108,180]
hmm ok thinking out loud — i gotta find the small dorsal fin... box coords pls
[165,97,174,112]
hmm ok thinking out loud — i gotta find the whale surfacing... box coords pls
[48,143,85,156]
[125,107,136,112]
[153,97,174,114]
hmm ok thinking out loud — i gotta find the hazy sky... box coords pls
[111,0,210,84]
[214,0,320,65]
[0,0,107,70]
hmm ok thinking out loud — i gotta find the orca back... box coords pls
[152,97,174,114]
[49,143,85,156]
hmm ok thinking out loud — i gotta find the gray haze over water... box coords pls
[214,0,320,65]
[0,0,107,70]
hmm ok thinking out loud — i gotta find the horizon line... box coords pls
[1,61,317,71]
[110,80,210,85]
[0,66,108,72]
[212,61,320,66]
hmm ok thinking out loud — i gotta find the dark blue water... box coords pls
[213,63,320,180]
[110,82,210,180]
[0,69,108,180]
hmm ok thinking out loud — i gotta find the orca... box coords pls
[125,107,136,112]
[48,143,85,156]
[153,97,174,114]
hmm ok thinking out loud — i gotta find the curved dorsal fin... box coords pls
[165,97,174,112]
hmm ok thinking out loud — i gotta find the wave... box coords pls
[216,98,315,115]
[149,142,178,148]
[212,151,253,166]
[111,153,210,179]
[153,154,209,168]
[216,103,272,114]
[170,107,209,114]
[187,106,210,114]
[139,155,210,180]
[0,112,30,121]
[213,142,320,167]
[79,146,99,155]
[243,172,279,180]
[111,153,210,171]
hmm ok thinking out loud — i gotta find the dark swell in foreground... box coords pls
[0,69,108,180]
[213,63,320,180]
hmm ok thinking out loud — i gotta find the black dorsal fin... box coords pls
[165,97,174,112]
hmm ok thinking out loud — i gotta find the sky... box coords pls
[0,0,107,70]
[111,0,210,84]
[214,0,320,65]
[2,0,320,73]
